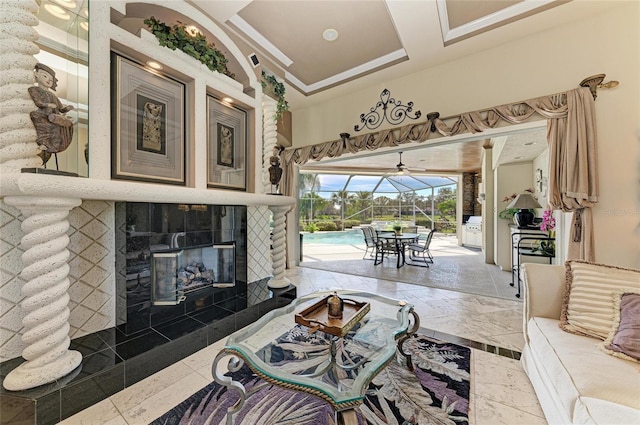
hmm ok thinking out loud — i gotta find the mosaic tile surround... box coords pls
[1,200,116,362]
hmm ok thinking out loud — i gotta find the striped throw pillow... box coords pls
[560,260,640,340]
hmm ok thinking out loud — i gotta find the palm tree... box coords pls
[330,190,353,208]
[298,173,322,223]
[299,192,327,223]
[299,173,320,194]
[353,191,372,222]
[373,195,393,220]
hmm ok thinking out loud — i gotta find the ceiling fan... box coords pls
[393,152,418,175]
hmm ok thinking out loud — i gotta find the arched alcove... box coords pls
[112,2,256,91]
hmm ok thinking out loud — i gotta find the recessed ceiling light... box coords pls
[185,25,201,37]
[514,155,523,160]
[44,4,71,20]
[51,0,77,9]
[80,21,88,32]
[322,28,339,41]
[82,8,89,17]
[222,97,234,104]
[146,61,163,70]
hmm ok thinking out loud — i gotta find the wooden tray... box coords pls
[295,296,370,337]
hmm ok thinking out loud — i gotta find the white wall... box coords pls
[291,2,640,268]
[493,162,535,270]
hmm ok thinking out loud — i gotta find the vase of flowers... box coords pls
[539,209,556,255]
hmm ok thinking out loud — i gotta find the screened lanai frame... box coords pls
[299,172,458,230]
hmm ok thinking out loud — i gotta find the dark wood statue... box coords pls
[28,63,74,169]
[268,154,283,194]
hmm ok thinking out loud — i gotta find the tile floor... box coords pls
[301,234,521,299]
[61,259,548,424]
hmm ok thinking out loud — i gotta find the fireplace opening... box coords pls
[152,242,236,305]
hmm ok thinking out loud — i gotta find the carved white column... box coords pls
[268,205,290,288]
[2,196,82,391]
[262,97,278,194]
[0,0,41,173]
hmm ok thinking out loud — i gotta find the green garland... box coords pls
[261,70,289,121]
[144,17,235,79]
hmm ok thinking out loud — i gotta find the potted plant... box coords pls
[538,209,556,255]
[261,71,289,122]
[144,17,235,79]
[392,223,403,236]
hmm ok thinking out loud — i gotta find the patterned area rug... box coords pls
[152,332,471,425]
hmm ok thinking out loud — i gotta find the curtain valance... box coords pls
[280,86,599,260]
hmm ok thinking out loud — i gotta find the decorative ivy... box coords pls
[261,70,289,121]
[144,16,235,79]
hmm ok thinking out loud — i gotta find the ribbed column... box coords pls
[262,97,278,194]
[268,205,290,288]
[0,0,41,173]
[2,196,82,391]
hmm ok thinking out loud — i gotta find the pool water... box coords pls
[302,229,365,245]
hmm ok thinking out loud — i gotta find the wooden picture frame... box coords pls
[207,96,247,190]
[112,53,185,185]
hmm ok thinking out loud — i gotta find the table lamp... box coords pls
[507,193,541,227]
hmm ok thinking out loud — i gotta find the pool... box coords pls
[302,229,365,245]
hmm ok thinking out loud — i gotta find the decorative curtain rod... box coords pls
[578,73,619,100]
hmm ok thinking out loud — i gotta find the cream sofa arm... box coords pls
[522,263,566,341]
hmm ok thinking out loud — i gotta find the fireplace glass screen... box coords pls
[151,243,235,305]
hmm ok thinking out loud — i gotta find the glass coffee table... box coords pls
[211,290,420,424]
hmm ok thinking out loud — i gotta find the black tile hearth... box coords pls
[154,315,207,340]
[110,330,171,361]
[0,284,297,425]
[60,361,125,421]
[206,313,237,344]
[0,392,36,425]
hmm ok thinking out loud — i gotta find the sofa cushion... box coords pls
[574,397,640,425]
[599,290,640,362]
[527,316,640,416]
[560,261,640,340]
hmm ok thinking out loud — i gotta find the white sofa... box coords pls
[520,263,640,424]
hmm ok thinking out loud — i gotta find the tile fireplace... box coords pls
[0,201,296,425]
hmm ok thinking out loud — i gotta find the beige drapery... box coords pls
[280,86,598,260]
[547,88,598,261]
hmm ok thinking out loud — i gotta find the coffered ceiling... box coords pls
[189,0,612,174]
[194,0,571,99]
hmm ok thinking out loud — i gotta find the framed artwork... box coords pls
[207,96,247,190]
[536,168,543,192]
[217,123,234,167]
[112,53,185,185]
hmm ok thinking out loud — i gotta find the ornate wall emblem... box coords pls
[354,89,421,131]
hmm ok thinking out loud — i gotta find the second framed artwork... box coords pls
[207,96,247,190]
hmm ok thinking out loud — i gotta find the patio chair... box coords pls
[374,230,399,265]
[360,226,377,259]
[405,228,435,267]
